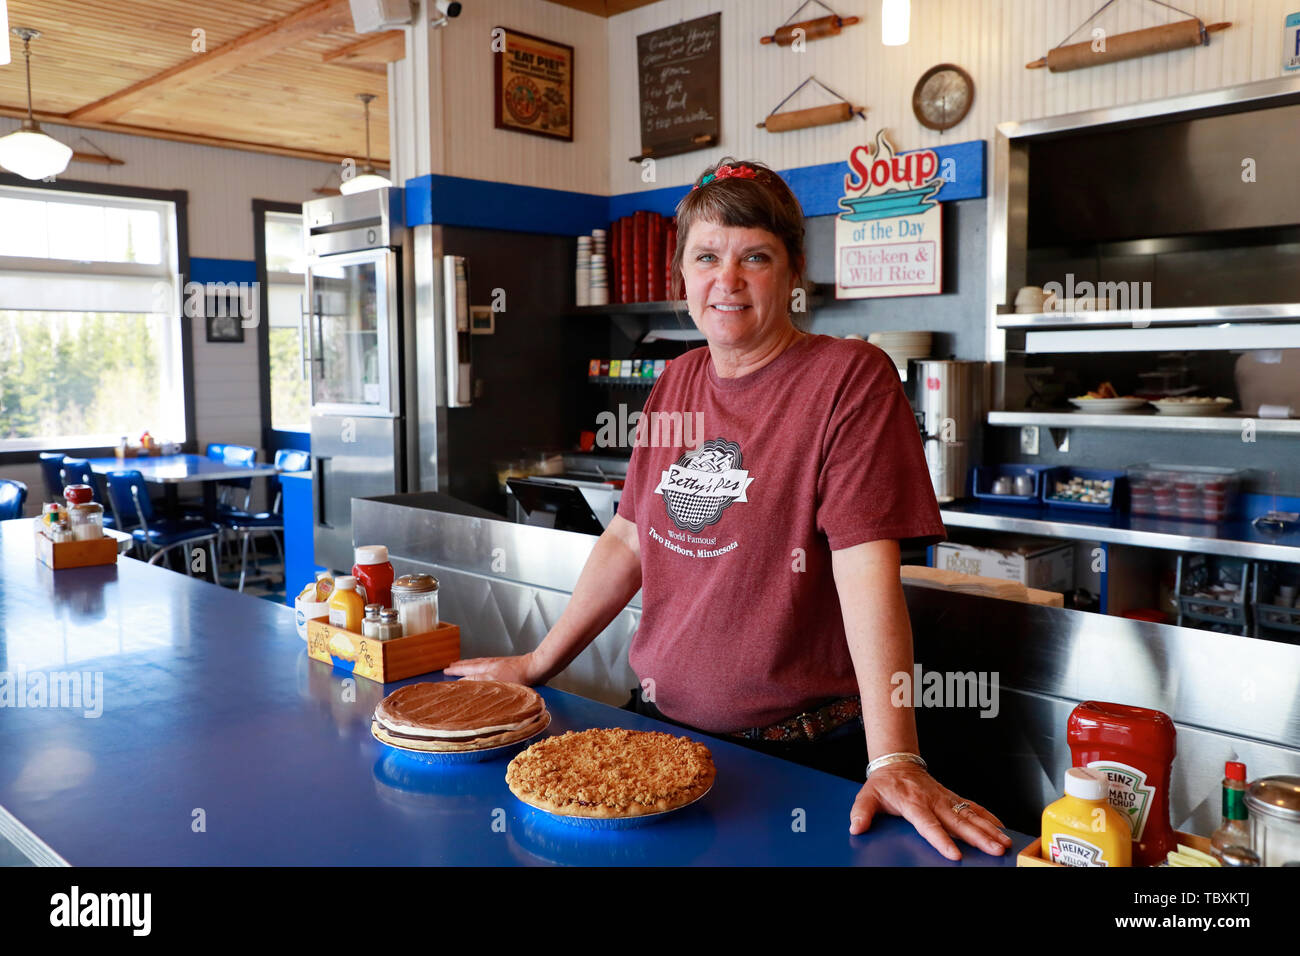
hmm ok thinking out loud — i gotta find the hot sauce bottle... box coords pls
[1067,701,1177,867]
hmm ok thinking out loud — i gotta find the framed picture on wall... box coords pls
[493,27,574,142]
[204,293,246,343]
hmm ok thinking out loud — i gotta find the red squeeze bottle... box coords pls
[351,545,395,609]
[1067,701,1177,867]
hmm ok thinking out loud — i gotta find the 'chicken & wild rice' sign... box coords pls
[835,130,943,298]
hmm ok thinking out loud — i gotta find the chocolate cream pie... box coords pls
[372,680,549,753]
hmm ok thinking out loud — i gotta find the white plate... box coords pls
[1150,398,1232,416]
[1068,397,1149,414]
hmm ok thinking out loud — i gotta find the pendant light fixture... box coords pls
[881,0,910,46]
[0,28,73,180]
[338,92,391,195]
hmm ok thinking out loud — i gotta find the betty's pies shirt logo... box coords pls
[655,437,754,533]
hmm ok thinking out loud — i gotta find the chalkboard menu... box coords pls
[635,13,721,161]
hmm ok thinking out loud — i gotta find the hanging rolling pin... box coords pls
[761,15,860,46]
[1026,20,1231,72]
[758,102,864,132]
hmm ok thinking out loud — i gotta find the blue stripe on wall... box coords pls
[403,140,985,234]
[405,174,609,236]
[189,257,257,283]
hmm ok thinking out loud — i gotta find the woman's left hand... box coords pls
[849,763,1013,860]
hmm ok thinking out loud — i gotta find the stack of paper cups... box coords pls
[576,235,592,307]
[589,253,608,306]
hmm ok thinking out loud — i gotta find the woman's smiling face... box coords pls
[681,220,800,352]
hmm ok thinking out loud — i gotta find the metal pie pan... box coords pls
[512,784,712,829]
[370,711,551,764]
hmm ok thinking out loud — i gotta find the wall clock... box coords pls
[912,63,974,131]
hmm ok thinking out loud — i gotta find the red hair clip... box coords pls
[692,164,760,190]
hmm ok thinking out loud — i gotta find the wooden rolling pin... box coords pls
[757,101,863,132]
[761,15,860,46]
[1027,20,1230,72]
[901,565,1065,608]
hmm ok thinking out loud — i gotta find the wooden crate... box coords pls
[305,617,460,683]
[36,532,118,570]
[1018,830,1213,867]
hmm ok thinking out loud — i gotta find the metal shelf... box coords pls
[940,499,1300,563]
[988,410,1300,434]
[570,284,830,317]
[996,303,1300,330]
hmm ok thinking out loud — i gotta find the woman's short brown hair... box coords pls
[669,157,806,301]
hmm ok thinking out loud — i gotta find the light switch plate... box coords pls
[1020,425,1040,455]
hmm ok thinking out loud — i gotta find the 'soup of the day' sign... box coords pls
[835,130,944,299]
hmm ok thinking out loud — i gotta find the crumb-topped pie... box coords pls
[505,728,715,818]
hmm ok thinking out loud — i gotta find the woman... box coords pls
[447,158,1011,861]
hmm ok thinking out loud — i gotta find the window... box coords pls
[263,211,309,431]
[0,184,185,451]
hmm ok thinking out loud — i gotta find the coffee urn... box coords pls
[913,360,989,502]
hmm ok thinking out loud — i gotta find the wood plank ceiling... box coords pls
[0,0,392,165]
[0,0,669,166]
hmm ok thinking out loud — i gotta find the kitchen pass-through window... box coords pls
[0,183,186,452]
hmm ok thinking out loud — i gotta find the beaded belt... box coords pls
[729,696,862,743]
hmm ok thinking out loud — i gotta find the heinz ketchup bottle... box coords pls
[1067,701,1177,867]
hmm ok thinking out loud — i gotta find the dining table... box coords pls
[84,453,281,521]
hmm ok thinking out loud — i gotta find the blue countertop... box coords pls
[0,520,1031,866]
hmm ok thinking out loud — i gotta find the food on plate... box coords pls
[506,727,715,818]
[1072,381,1142,401]
[1151,396,1231,404]
[372,680,549,752]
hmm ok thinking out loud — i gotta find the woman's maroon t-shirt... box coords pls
[617,333,946,733]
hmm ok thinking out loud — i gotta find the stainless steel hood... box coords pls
[989,75,1300,354]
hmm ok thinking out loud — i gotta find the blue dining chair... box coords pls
[38,453,66,501]
[0,479,27,520]
[215,444,257,512]
[105,470,221,582]
[216,448,308,591]
[58,459,117,529]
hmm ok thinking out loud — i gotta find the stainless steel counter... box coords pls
[354,493,1300,838]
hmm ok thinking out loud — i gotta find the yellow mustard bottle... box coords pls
[327,575,365,633]
[1042,767,1133,867]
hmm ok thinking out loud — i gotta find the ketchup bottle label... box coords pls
[1087,761,1152,840]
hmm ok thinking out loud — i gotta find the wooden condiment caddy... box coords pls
[35,531,118,570]
[305,616,460,683]
[1017,829,1211,867]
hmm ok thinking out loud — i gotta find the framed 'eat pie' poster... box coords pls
[493,27,574,142]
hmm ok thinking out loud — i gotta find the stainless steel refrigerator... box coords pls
[303,188,472,571]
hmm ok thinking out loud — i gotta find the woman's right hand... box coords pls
[443,650,546,686]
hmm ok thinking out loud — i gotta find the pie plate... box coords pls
[370,710,551,764]
[510,783,713,829]
[1068,397,1149,414]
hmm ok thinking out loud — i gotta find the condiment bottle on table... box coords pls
[1068,700,1177,867]
[352,545,394,608]
[1210,761,1251,861]
[62,485,104,540]
[328,575,365,632]
[1042,767,1133,867]
[391,573,439,636]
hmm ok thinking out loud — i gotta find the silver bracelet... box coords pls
[866,752,927,777]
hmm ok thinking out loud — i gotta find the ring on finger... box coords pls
[951,801,971,815]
